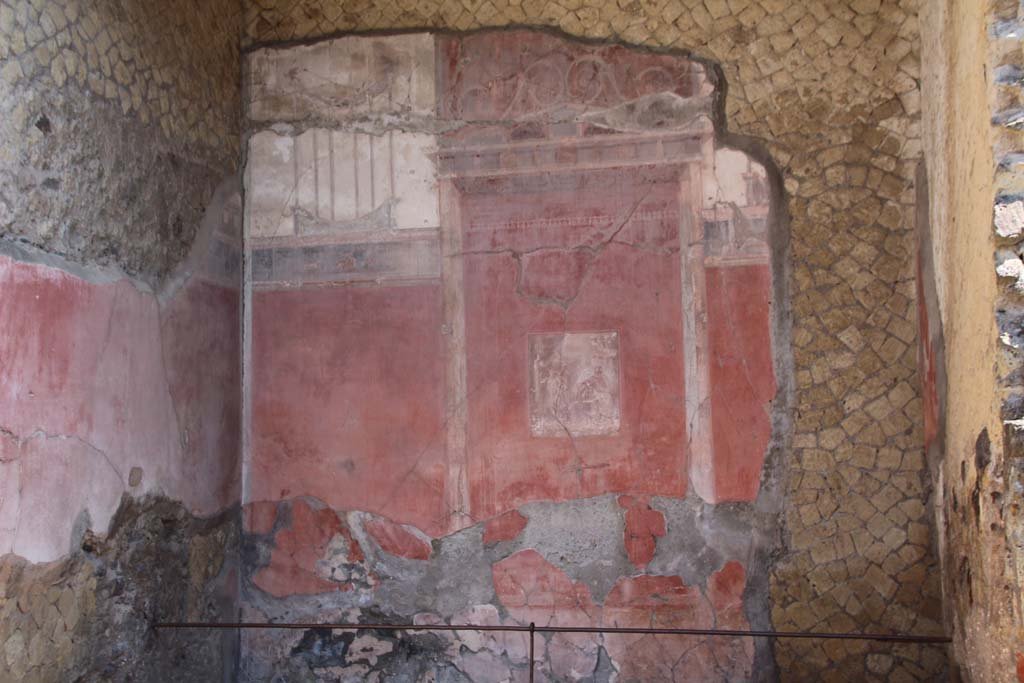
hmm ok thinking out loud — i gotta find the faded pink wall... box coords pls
[0,186,241,563]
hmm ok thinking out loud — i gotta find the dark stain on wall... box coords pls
[0,496,240,682]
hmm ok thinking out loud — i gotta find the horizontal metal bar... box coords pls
[152,621,951,644]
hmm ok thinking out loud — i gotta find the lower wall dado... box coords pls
[240,494,771,681]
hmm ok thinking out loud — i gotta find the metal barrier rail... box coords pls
[154,620,951,682]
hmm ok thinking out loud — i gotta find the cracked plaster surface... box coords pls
[241,29,782,682]
[236,6,949,678]
[0,0,957,679]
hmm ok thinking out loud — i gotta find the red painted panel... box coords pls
[250,284,448,536]
[0,256,176,464]
[492,548,754,680]
[364,517,432,560]
[244,500,279,535]
[492,549,598,625]
[460,169,687,519]
[705,264,775,502]
[438,30,705,142]
[252,498,363,597]
[482,510,528,545]
[707,561,755,674]
[492,549,602,679]
[603,574,716,680]
[0,254,240,560]
[618,495,666,569]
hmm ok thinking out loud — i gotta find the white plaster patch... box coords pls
[247,33,437,121]
[245,129,439,238]
[391,133,440,230]
[347,634,394,666]
[0,451,20,555]
[996,248,1024,279]
[704,148,763,208]
[701,148,770,264]
[10,435,123,562]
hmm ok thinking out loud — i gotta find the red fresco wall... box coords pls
[250,284,449,535]
[0,246,240,562]
[242,30,776,681]
[461,168,688,518]
[706,264,776,502]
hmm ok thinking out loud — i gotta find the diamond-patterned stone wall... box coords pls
[0,0,241,281]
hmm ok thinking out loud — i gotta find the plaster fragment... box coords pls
[996,200,1024,239]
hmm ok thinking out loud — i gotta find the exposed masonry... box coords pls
[0,496,240,683]
[0,0,240,282]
